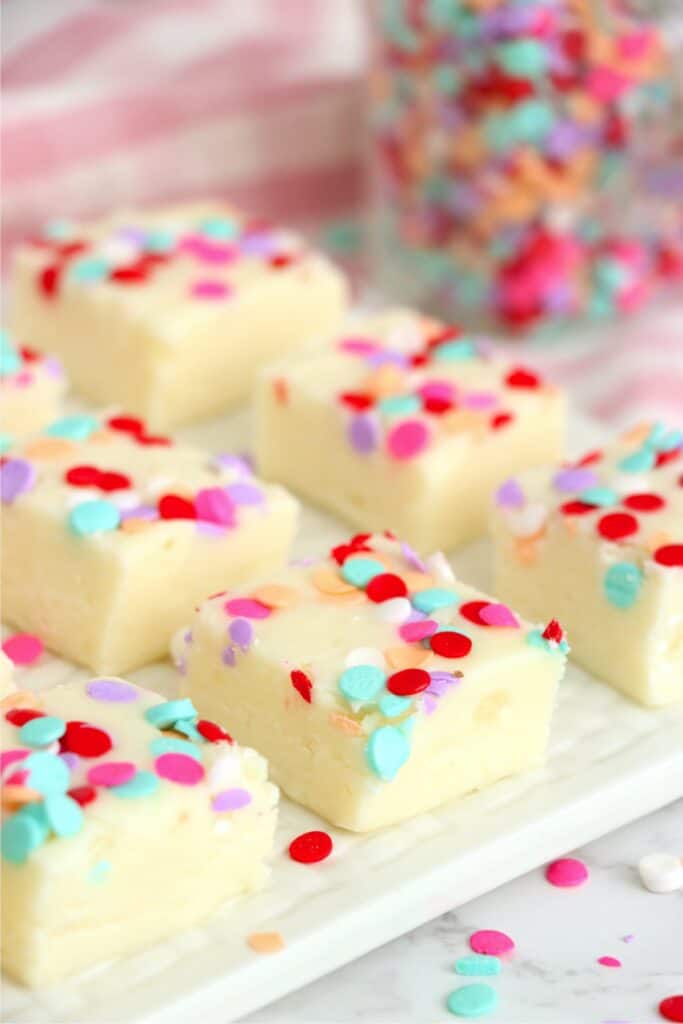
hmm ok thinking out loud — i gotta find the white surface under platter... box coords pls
[3,411,683,1024]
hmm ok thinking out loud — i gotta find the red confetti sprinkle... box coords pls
[56,241,88,260]
[386,667,431,696]
[423,395,454,415]
[5,708,45,727]
[196,719,233,744]
[459,601,490,626]
[107,415,145,435]
[560,499,597,516]
[67,785,97,807]
[597,512,639,542]
[576,449,603,466]
[505,366,542,389]
[330,535,372,565]
[62,721,113,758]
[269,253,295,269]
[426,325,461,349]
[290,669,313,703]
[430,631,472,658]
[491,411,514,430]
[659,995,683,1023]
[656,449,680,468]
[653,544,683,568]
[623,493,666,512]
[366,573,408,603]
[110,264,149,284]
[158,494,196,520]
[19,346,40,363]
[288,830,333,864]
[38,264,61,299]
[65,464,101,487]
[542,619,564,643]
[98,471,131,492]
[340,391,375,412]
[135,432,171,447]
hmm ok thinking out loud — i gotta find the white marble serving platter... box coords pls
[3,411,683,1024]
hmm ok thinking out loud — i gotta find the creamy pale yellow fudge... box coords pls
[491,422,683,706]
[0,680,278,987]
[254,309,565,551]
[0,329,65,447]
[0,412,298,674]
[10,203,348,429]
[0,653,15,698]
[180,533,567,831]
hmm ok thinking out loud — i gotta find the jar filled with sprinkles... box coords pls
[369,0,683,334]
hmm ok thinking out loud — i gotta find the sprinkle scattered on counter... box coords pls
[545,856,589,887]
[2,633,44,667]
[247,931,285,955]
[288,830,333,865]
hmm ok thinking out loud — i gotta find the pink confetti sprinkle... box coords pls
[2,633,44,667]
[87,761,136,787]
[191,280,233,300]
[545,857,589,888]
[462,390,498,411]
[598,956,622,968]
[224,598,271,620]
[386,419,430,460]
[399,619,439,643]
[0,749,30,774]
[479,603,520,628]
[470,930,515,957]
[195,487,236,525]
[418,379,456,402]
[155,752,205,786]
[338,337,381,356]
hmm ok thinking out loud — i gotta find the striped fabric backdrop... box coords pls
[2,0,681,430]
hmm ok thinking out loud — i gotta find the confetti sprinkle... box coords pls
[86,678,138,703]
[290,669,313,704]
[454,955,501,977]
[154,753,205,786]
[69,499,121,535]
[87,761,136,788]
[638,853,683,893]
[247,931,285,954]
[659,995,683,1022]
[366,725,410,781]
[447,983,498,1018]
[212,788,252,812]
[2,633,44,667]
[386,419,430,460]
[545,857,590,888]
[0,458,36,504]
[288,830,333,864]
[469,930,515,957]
[597,956,622,968]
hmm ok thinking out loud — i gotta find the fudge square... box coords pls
[0,680,278,987]
[179,533,567,832]
[10,202,348,430]
[1,329,65,445]
[1,411,298,674]
[254,309,565,551]
[491,422,683,706]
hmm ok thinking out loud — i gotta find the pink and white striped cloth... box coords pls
[2,0,681,431]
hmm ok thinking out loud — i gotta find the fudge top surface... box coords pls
[0,679,275,867]
[1,411,294,544]
[16,201,340,338]
[494,421,683,572]
[182,533,567,780]
[260,309,563,459]
[0,327,65,392]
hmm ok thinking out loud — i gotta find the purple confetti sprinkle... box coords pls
[222,646,236,667]
[44,356,64,379]
[214,452,253,476]
[196,520,229,537]
[400,540,427,573]
[495,478,525,508]
[238,232,277,257]
[212,787,252,812]
[229,618,253,650]
[462,390,498,411]
[226,481,264,506]
[366,349,409,369]
[86,678,138,703]
[59,752,80,771]
[348,413,379,455]
[119,504,158,522]
[552,467,599,493]
[1,458,36,504]
[420,694,438,716]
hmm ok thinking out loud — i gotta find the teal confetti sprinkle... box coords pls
[69,500,121,536]
[1,813,46,864]
[173,718,204,742]
[0,332,21,375]
[46,414,99,441]
[496,38,548,79]
[378,394,422,418]
[43,794,84,838]
[604,561,644,609]
[412,587,459,614]
[618,448,656,473]
[23,751,70,796]
[111,770,160,799]
[433,340,476,362]
[150,737,203,761]
[447,982,498,1017]
[454,954,502,977]
[339,665,386,704]
[0,433,14,454]
[378,693,412,718]
[366,725,410,781]
[144,698,198,730]
[578,486,618,508]
[526,629,569,656]
[145,229,175,253]
[19,715,66,749]
[341,557,385,588]
[199,217,239,241]
[69,257,109,284]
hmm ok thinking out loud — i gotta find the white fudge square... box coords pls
[254,309,565,551]
[490,422,683,706]
[0,680,278,987]
[180,533,566,832]
[10,203,348,429]
[1,329,65,445]
[0,412,298,674]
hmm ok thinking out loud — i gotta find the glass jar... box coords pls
[369,0,682,334]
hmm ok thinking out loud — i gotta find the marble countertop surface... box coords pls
[247,800,682,1024]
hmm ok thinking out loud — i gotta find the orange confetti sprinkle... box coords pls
[403,571,434,592]
[0,690,44,712]
[311,567,356,596]
[273,377,289,404]
[247,931,285,954]
[328,712,364,736]
[120,517,152,534]
[2,785,42,809]
[251,584,299,610]
[385,645,431,670]
[24,437,77,460]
